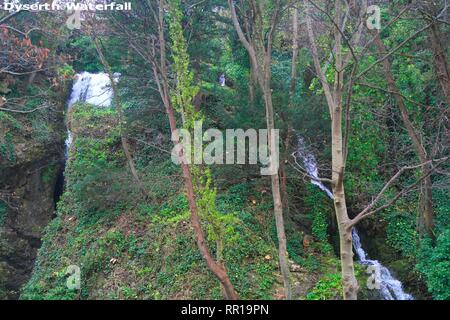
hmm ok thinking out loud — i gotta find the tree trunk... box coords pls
[180,158,239,300]
[289,7,300,107]
[249,59,256,107]
[93,37,147,197]
[279,161,289,216]
[304,0,359,299]
[337,219,358,300]
[263,88,291,299]
[331,95,358,300]
[280,6,300,218]
[228,0,291,299]
[154,0,238,299]
[162,76,238,300]
[429,23,450,105]
[374,33,435,237]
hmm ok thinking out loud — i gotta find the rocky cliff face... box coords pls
[0,79,66,299]
[0,143,64,299]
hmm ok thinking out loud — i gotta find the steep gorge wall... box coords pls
[0,79,67,299]
[0,143,64,299]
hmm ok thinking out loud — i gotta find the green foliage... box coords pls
[304,185,333,253]
[0,111,20,164]
[0,202,6,227]
[306,273,343,300]
[23,182,279,300]
[386,210,418,258]
[0,132,15,163]
[417,230,450,300]
[168,0,200,126]
[16,0,450,301]
[0,111,22,131]
[42,164,57,184]
[57,64,75,78]
[67,36,102,72]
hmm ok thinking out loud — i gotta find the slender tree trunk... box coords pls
[280,7,300,216]
[304,0,359,299]
[374,33,435,237]
[249,59,256,107]
[429,23,450,105]
[263,86,291,299]
[167,100,238,299]
[289,7,300,107]
[332,102,358,300]
[228,0,291,299]
[93,37,147,197]
[279,161,288,215]
[153,0,238,299]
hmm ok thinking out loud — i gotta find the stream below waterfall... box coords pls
[294,134,413,300]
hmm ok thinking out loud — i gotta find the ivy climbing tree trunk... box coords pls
[151,0,238,300]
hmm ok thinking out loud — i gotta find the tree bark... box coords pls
[264,88,291,300]
[228,0,291,299]
[92,37,147,198]
[304,0,359,299]
[429,22,450,105]
[281,6,301,216]
[332,101,358,300]
[152,0,238,299]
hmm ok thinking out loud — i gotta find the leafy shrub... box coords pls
[306,273,342,300]
[416,230,450,300]
[386,211,418,258]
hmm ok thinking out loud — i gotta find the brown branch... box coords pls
[0,9,27,24]
[356,81,428,108]
[349,156,450,227]
[355,23,434,81]
[289,153,334,184]
[0,105,50,114]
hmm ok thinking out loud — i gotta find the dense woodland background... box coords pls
[0,0,449,300]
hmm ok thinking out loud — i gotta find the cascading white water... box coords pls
[294,136,334,199]
[65,72,116,153]
[67,72,116,108]
[352,228,413,300]
[294,133,413,300]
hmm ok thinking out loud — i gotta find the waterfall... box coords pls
[352,229,413,300]
[64,72,116,153]
[294,136,333,199]
[294,134,413,300]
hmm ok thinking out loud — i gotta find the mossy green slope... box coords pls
[22,103,281,300]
